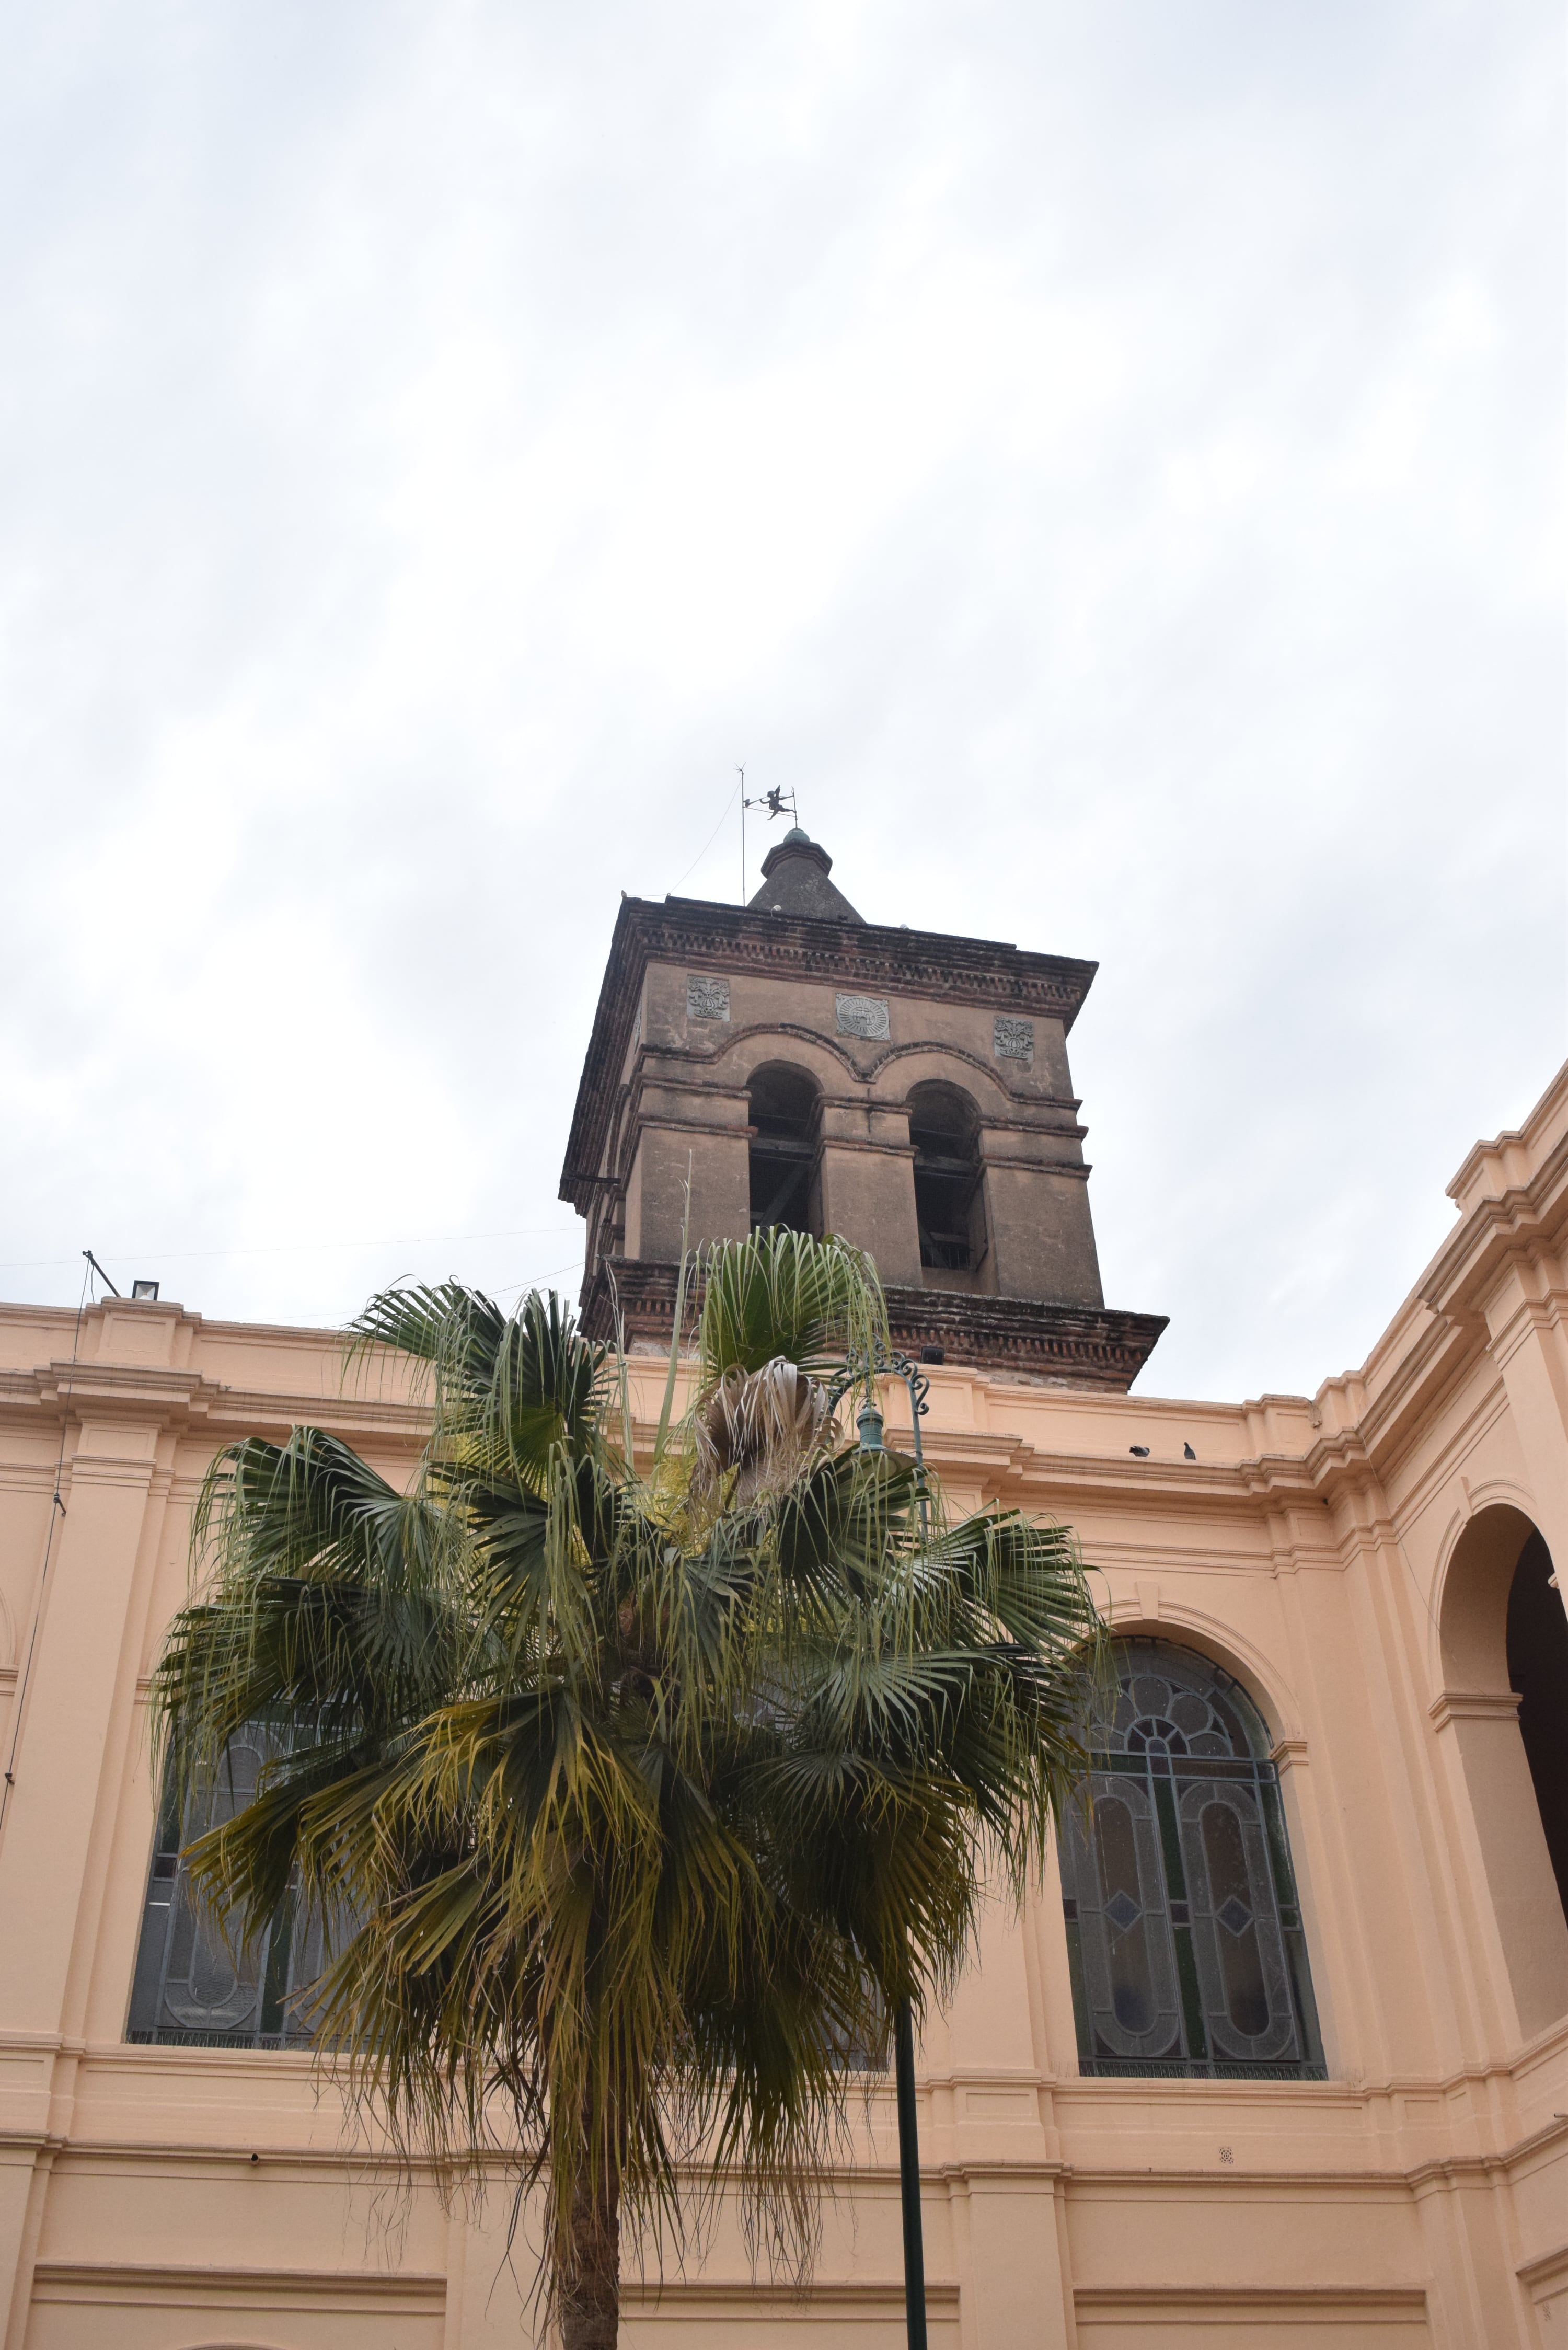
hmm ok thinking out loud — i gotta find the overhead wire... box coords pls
[0,1254,91,1839]
[0,1225,582,1274]
[670,773,742,896]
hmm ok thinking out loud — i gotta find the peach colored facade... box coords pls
[1,1065,1566,2349]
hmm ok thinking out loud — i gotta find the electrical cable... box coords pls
[0,1255,91,1841]
[493,1255,584,1299]
[670,773,742,896]
[0,1225,582,1274]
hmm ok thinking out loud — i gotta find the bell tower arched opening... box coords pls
[907,1082,986,1282]
[747,1063,820,1238]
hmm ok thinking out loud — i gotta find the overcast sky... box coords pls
[2,1,1562,1403]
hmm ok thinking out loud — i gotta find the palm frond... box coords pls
[352,1282,612,1490]
[694,1229,888,1386]
[157,1428,464,1789]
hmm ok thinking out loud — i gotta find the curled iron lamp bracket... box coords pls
[828,1344,932,1534]
[827,1345,930,1445]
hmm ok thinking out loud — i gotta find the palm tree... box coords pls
[152,1230,1102,2348]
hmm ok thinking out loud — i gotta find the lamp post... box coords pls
[833,1344,932,2350]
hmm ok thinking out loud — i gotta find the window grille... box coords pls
[1058,1639,1325,2081]
[125,1719,330,2051]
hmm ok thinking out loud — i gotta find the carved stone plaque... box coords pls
[835,992,890,1041]
[687,974,730,1022]
[994,1016,1034,1063]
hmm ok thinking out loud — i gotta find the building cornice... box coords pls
[0,1360,430,1447]
[1419,1156,1568,1324]
[1312,1062,1568,1473]
[580,1258,1165,1391]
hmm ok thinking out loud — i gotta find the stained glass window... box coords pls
[1057,1639,1325,2080]
[125,1719,329,2050]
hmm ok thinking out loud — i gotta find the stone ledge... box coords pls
[1428,1687,1523,1731]
[580,1260,1166,1391]
[31,2263,445,2313]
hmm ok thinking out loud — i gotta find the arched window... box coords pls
[907,1082,985,1274]
[747,1064,820,1237]
[1057,1639,1325,2080]
[126,1720,328,2049]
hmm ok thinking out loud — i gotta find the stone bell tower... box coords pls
[559,828,1166,1387]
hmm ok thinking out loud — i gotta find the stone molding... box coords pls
[979,1150,1092,1181]
[631,1043,1087,1134]
[1075,2286,1428,2322]
[1427,1687,1523,1732]
[0,1360,430,1446]
[30,2263,446,2316]
[582,1258,1166,1389]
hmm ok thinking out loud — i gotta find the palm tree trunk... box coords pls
[560,2145,620,2350]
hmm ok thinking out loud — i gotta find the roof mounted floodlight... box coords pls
[131,1278,160,1301]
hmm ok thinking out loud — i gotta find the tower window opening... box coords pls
[908,1084,984,1273]
[747,1064,820,1237]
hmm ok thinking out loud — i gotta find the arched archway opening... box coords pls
[907,1082,986,1276]
[1440,1505,1568,2033]
[746,1064,820,1237]
[1508,1529,1568,1919]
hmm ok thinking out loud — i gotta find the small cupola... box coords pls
[746,828,863,923]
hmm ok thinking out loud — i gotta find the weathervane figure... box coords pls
[739,773,798,900]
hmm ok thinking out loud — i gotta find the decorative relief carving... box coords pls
[994,1016,1034,1063]
[686,974,731,1022]
[835,992,890,1040]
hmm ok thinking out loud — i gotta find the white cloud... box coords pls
[0,0,1561,1398]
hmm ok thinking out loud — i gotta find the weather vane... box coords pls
[738,770,798,901]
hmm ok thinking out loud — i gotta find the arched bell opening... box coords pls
[1439,1504,1568,2034]
[907,1081,987,1282]
[746,1063,821,1238]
